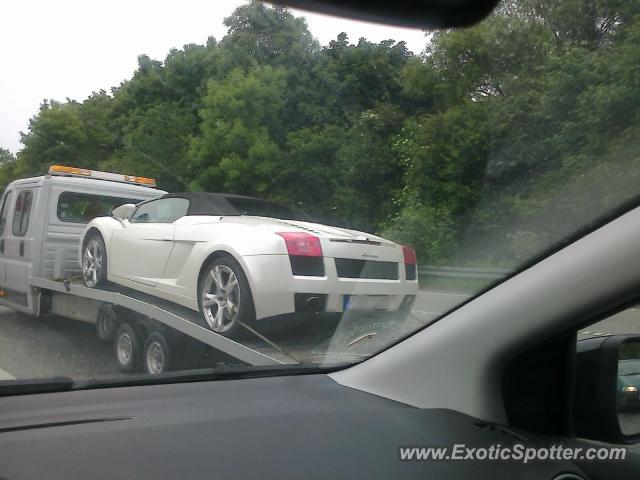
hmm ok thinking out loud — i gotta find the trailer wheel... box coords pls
[143,332,172,375]
[96,304,118,343]
[114,324,141,373]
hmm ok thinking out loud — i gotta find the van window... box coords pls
[0,191,13,236]
[12,190,33,236]
[57,192,141,223]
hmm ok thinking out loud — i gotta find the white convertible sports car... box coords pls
[80,192,418,336]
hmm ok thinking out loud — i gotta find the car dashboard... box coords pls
[0,374,593,479]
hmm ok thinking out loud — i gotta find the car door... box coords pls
[109,197,189,286]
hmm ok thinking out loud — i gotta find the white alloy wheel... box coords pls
[82,237,105,288]
[200,264,242,333]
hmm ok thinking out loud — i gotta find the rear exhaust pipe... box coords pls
[294,293,327,313]
[306,296,321,313]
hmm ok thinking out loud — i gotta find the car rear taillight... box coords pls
[402,245,417,264]
[402,245,417,280]
[277,232,323,257]
[277,232,325,276]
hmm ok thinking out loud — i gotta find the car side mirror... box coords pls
[111,203,136,222]
[575,335,640,444]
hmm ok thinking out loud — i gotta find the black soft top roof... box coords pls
[157,192,254,216]
[156,192,313,221]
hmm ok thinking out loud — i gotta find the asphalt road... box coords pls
[0,306,121,380]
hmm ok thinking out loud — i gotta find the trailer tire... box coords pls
[114,323,142,373]
[96,304,118,343]
[143,332,172,375]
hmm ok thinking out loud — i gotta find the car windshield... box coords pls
[0,0,639,385]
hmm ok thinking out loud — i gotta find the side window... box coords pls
[57,192,141,223]
[130,198,189,224]
[0,191,13,236]
[12,191,33,237]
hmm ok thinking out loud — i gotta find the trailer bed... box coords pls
[30,277,298,366]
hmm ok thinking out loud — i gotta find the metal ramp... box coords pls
[30,277,296,366]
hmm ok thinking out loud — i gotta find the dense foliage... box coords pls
[3,0,639,267]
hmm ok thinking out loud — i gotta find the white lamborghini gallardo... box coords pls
[80,193,418,336]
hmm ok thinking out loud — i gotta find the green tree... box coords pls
[118,102,195,191]
[220,3,319,69]
[0,148,14,165]
[17,91,117,177]
[189,66,286,195]
[0,148,17,192]
[384,102,490,263]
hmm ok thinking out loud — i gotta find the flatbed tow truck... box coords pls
[0,166,322,375]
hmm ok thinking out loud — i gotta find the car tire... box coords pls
[96,304,118,343]
[143,332,173,375]
[114,323,142,373]
[198,255,256,338]
[82,232,107,288]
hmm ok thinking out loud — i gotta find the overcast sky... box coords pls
[0,0,428,154]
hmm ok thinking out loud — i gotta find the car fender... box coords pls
[173,228,284,302]
[78,217,124,269]
[182,241,261,304]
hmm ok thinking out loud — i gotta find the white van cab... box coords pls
[0,166,164,315]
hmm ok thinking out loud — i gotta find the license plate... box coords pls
[343,295,389,311]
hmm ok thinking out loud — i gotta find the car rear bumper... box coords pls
[241,254,418,320]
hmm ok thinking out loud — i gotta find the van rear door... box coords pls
[0,186,39,310]
[0,189,14,302]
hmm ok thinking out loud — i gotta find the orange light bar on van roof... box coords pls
[48,165,157,188]
[49,165,91,176]
[125,175,156,187]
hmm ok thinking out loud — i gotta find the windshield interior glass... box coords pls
[0,0,638,385]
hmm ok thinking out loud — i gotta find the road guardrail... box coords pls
[418,265,511,280]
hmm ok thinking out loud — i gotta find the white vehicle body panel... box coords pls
[110,221,175,286]
[83,197,418,321]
